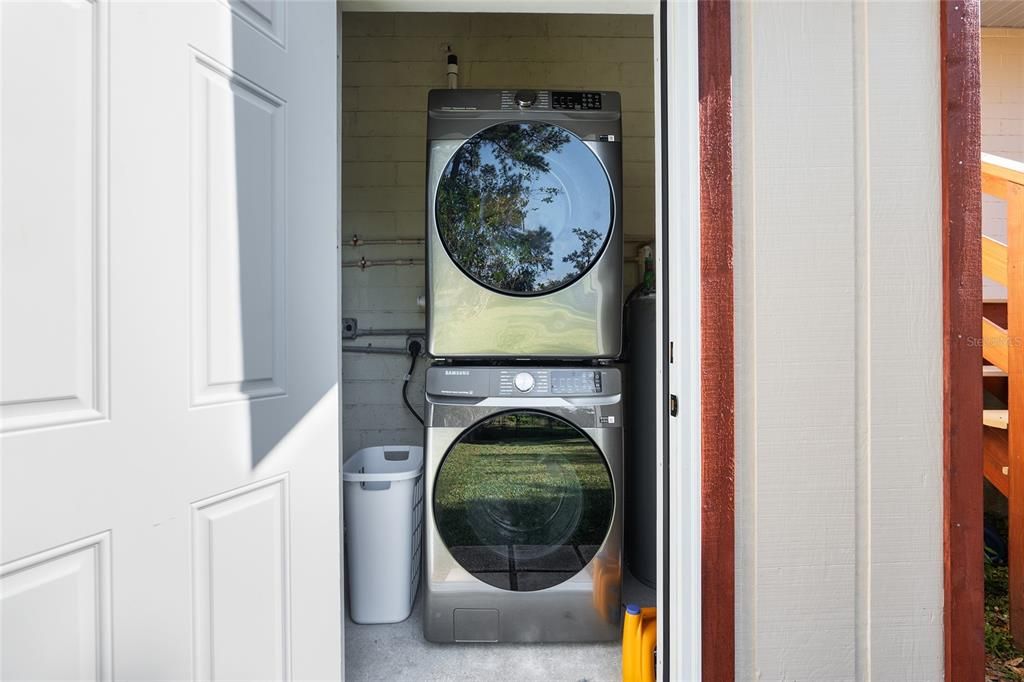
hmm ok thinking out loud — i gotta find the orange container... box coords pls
[591,555,621,623]
[622,604,656,682]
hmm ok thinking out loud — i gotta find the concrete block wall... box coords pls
[340,12,655,457]
[982,28,1024,300]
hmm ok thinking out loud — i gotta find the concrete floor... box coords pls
[345,572,655,682]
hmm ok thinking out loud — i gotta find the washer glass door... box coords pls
[435,121,614,296]
[433,410,614,591]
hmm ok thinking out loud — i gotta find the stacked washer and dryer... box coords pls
[423,89,625,643]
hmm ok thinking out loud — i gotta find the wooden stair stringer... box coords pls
[985,425,1010,497]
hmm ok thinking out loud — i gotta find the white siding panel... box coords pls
[864,4,943,679]
[733,1,943,679]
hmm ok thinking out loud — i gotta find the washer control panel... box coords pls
[498,369,550,395]
[497,369,607,395]
[426,366,620,398]
[552,91,603,111]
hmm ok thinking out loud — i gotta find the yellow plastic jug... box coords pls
[622,604,656,682]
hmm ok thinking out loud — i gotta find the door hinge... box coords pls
[669,394,678,417]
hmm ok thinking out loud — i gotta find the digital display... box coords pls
[551,370,602,394]
[552,91,602,111]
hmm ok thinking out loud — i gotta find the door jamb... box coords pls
[657,1,706,679]
[336,2,709,678]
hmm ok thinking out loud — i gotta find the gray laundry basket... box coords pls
[343,445,424,624]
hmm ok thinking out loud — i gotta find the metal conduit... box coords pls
[342,257,425,269]
[341,345,413,355]
[345,235,426,247]
[351,328,425,337]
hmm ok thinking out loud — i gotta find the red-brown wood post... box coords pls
[941,0,985,678]
[698,1,735,680]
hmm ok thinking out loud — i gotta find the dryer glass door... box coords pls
[433,410,614,591]
[436,122,614,296]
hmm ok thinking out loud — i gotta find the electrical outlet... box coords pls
[342,318,357,339]
[406,335,425,355]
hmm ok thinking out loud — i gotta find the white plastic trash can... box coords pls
[343,445,424,624]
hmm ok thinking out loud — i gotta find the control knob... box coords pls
[515,90,537,108]
[513,372,535,392]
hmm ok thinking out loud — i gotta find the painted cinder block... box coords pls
[341,86,359,112]
[543,62,622,89]
[393,211,426,235]
[341,353,411,382]
[359,427,425,451]
[344,62,448,89]
[546,14,653,38]
[469,13,547,37]
[342,137,424,162]
[622,111,655,137]
[354,86,433,112]
[342,162,397,188]
[395,13,473,37]
[343,36,449,62]
[346,187,422,213]
[345,403,424,430]
[395,162,426,187]
[343,283,425,314]
[620,61,654,84]
[341,211,396,237]
[347,112,426,138]
[619,88,655,112]
[342,13,396,38]
[623,161,655,188]
[623,139,655,163]
[464,61,548,88]
[342,381,416,407]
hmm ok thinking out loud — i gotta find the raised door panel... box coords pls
[225,0,286,47]
[0,533,112,681]
[189,51,286,407]
[191,476,290,681]
[0,0,108,433]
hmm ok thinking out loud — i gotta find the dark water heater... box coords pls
[624,294,656,587]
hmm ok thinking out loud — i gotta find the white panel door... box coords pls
[0,1,342,680]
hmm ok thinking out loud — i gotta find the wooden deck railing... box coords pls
[981,152,1024,648]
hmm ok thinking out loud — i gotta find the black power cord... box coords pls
[402,339,424,426]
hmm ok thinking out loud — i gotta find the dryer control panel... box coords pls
[428,89,619,115]
[426,366,620,398]
[551,91,603,111]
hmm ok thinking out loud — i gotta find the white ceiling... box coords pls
[983,0,1024,28]
[340,0,1023,25]
[340,0,656,13]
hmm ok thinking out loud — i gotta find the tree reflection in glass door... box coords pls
[436,122,613,296]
